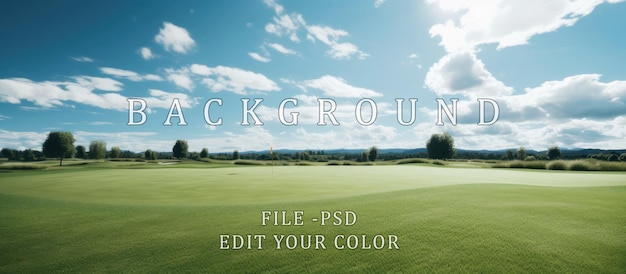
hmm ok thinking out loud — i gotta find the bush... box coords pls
[432,160,446,166]
[596,161,626,171]
[524,161,547,170]
[525,156,536,161]
[0,164,47,170]
[397,158,429,165]
[234,160,264,166]
[568,160,592,171]
[491,163,509,168]
[327,161,341,166]
[295,162,311,166]
[342,161,352,165]
[509,161,525,168]
[547,161,567,170]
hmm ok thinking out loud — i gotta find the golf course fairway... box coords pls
[1,164,625,272]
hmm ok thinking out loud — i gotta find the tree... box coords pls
[200,148,209,159]
[89,141,107,162]
[144,149,158,160]
[75,145,86,159]
[426,132,455,160]
[172,140,188,159]
[42,131,76,166]
[620,153,626,162]
[1,148,13,160]
[368,146,379,162]
[232,150,240,160]
[517,147,526,160]
[505,149,515,160]
[547,146,561,160]
[22,149,35,161]
[359,151,369,162]
[110,147,121,159]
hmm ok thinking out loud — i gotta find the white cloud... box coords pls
[427,0,624,52]
[0,114,11,120]
[306,25,347,45]
[144,89,196,109]
[264,0,284,15]
[503,74,626,121]
[190,64,280,95]
[266,43,297,55]
[248,52,271,62]
[100,67,164,82]
[71,56,94,63]
[165,68,194,91]
[140,47,155,60]
[0,129,48,150]
[90,121,113,125]
[306,25,369,60]
[0,77,196,112]
[154,22,196,54]
[374,0,387,8]
[72,76,124,92]
[425,51,513,98]
[301,75,382,98]
[262,1,368,60]
[263,0,305,42]
[0,77,126,110]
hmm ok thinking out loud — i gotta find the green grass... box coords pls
[1,165,625,272]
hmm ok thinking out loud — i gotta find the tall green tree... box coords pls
[144,149,158,160]
[110,147,121,159]
[368,146,379,162]
[172,140,188,159]
[547,146,561,160]
[89,141,107,162]
[232,150,240,160]
[1,148,13,160]
[42,131,76,166]
[426,132,455,160]
[200,148,209,159]
[505,149,515,160]
[517,147,527,160]
[75,145,86,159]
[359,151,369,162]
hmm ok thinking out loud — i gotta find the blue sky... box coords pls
[1,0,625,152]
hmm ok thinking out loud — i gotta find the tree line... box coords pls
[2,131,625,166]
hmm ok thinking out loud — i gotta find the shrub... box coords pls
[525,156,536,161]
[432,160,446,166]
[234,160,263,166]
[295,162,311,166]
[547,161,567,170]
[524,161,547,169]
[342,161,352,165]
[491,163,509,168]
[397,158,429,165]
[509,161,525,168]
[0,164,47,170]
[596,161,626,171]
[327,161,341,166]
[568,160,592,171]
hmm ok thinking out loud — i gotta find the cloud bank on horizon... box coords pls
[0,0,624,152]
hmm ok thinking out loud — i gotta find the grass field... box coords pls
[1,162,625,272]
